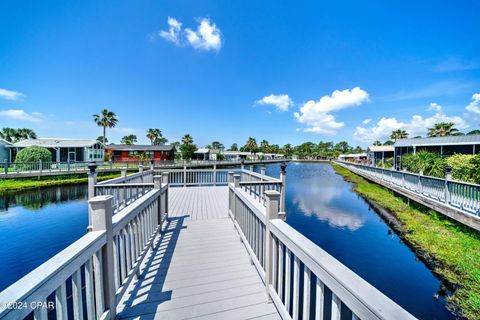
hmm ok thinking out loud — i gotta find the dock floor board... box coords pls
[117,187,280,320]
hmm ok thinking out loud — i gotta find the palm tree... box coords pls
[182,134,193,145]
[121,134,137,145]
[244,137,258,158]
[260,139,269,153]
[282,144,293,156]
[96,136,108,144]
[229,143,238,151]
[93,109,118,146]
[373,140,382,146]
[467,129,480,135]
[16,128,37,141]
[390,129,408,141]
[146,128,161,145]
[156,137,168,145]
[0,128,18,142]
[427,122,459,137]
[210,141,224,150]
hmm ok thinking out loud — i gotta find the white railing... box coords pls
[228,181,416,320]
[0,176,168,320]
[335,161,480,219]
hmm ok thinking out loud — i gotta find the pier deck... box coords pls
[116,186,280,319]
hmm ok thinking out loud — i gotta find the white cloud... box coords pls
[427,102,442,112]
[353,106,469,143]
[0,109,43,122]
[256,94,293,111]
[0,88,23,101]
[466,93,480,115]
[294,87,369,135]
[157,17,222,52]
[185,18,222,52]
[433,58,478,73]
[362,118,372,125]
[159,17,182,45]
[386,81,473,101]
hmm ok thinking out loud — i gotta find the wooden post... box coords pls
[260,166,266,181]
[89,195,116,319]
[162,172,169,218]
[265,190,280,300]
[138,165,143,173]
[87,163,98,232]
[280,162,287,216]
[150,160,154,171]
[183,165,187,187]
[154,176,163,229]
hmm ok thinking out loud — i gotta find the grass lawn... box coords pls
[0,172,122,193]
[332,163,480,319]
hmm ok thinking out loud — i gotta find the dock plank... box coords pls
[117,186,279,319]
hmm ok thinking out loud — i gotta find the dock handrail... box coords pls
[228,176,416,320]
[0,176,168,320]
[334,160,480,219]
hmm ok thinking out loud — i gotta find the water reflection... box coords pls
[292,174,365,230]
[0,185,87,212]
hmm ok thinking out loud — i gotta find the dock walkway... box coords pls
[116,186,280,319]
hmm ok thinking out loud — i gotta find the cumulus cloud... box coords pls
[294,87,369,135]
[0,88,23,101]
[0,109,43,122]
[362,118,372,125]
[255,94,293,111]
[466,93,480,115]
[185,18,222,52]
[427,102,442,112]
[157,17,222,52]
[159,17,182,45]
[353,104,468,143]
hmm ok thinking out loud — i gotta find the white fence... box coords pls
[228,180,416,320]
[335,161,480,219]
[0,174,168,320]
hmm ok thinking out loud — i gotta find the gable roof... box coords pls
[394,134,480,147]
[0,138,11,145]
[367,146,394,152]
[106,144,175,151]
[11,138,101,148]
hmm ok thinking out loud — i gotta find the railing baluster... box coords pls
[293,256,300,319]
[55,282,68,320]
[315,278,324,320]
[72,269,84,320]
[85,258,95,320]
[331,292,341,320]
[303,267,311,320]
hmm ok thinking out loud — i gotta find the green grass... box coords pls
[0,172,122,193]
[332,163,480,319]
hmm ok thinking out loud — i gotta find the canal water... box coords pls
[0,163,454,319]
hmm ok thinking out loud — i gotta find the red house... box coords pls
[106,144,175,161]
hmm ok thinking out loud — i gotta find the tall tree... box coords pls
[210,141,224,150]
[182,134,193,145]
[260,139,269,153]
[334,141,351,153]
[282,144,293,156]
[244,137,258,155]
[0,128,18,142]
[383,140,394,145]
[146,128,161,145]
[96,136,108,144]
[16,128,37,140]
[427,122,460,137]
[467,129,480,135]
[390,129,408,141]
[229,143,238,151]
[93,109,118,146]
[373,140,382,146]
[121,134,137,145]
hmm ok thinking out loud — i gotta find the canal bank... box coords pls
[332,163,480,319]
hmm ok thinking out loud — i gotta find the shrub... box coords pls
[446,154,475,183]
[401,151,445,177]
[216,153,225,161]
[470,154,480,184]
[15,146,52,163]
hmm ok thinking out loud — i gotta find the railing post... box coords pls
[418,171,423,194]
[154,176,163,228]
[265,190,280,300]
[67,160,71,173]
[150,159,154,171]
[228,171,234,183]
[121,167,127,180]
[445,166,452,204]
[109,160,113,170]
[213,163,217,186]
[280,162,287,217]
[87,162,98,232]
[241,160,245,171]
[39,159,42,175]
[139,165,144,183]
[89,195,116,319]
[233,174,241,222]
[162,172,169,218]
[4,159,8,175]
[260,166,266,181]
[183,165,187,187]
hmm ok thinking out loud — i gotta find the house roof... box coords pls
[0,138,11,145]
[106,144,175,151]
[194,148,210,154]
[11,138,101,148]
[339,153,367,158]
[367,146,394,152]
[394,134,480,147]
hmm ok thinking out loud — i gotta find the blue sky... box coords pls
[1,0,479,147]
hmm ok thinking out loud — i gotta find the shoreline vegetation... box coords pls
[332,163,480,319]
[0,172,122,193]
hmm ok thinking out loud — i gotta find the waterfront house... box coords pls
[9,138,104,162]
[105,144,175,161]
[367,145,394,166]
[338,153,368,162]
[193,148,211,160]
[223,151,251,161]
[394,135,480,169]
[0,139,11,162]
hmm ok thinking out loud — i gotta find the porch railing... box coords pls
[0,173,168,320]
[228,177,416,320]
